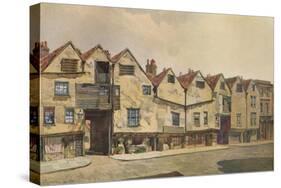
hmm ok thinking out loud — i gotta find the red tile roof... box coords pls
[177,71,199,89]
[81,44,111,60]
[225,77,238,90]
[151,68,171,87]
[30,41,83,72]
[205,74,222,90]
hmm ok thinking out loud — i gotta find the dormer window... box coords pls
[236,83,243,92]
[167,74,175,83]
[196,81,205,88]
[220,82,225,90]
[252,84,256,91]
[61,58,78,73]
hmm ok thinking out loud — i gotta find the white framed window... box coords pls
[127,108,140,127]
[55,81,69,96]
[203,111,208,125]
[193,112,200,127]
[142,85,151,95]
[65,108,74,124]
[171,112,180,126]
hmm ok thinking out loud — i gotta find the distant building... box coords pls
[255,80,274,140]
[205,74,231,144]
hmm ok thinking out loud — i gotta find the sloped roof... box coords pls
[177,71,199,89]
[81,44,110,60]
[205,74,222,90]
[40,41,83,72]
[151,68,171,87]
[110,48,153,85]
[225,77,239,89]
[242,79,252,91]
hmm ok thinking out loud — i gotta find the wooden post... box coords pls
[108,63,115,156]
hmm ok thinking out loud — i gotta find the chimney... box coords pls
[41,41,49,58]
[33,41,49,58]
[145,58,157,77]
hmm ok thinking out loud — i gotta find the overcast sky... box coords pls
[31,3,274,82]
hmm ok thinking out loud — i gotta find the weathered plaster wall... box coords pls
[157,70,185,105]
[186,74,212,105]
[113,51,159,133]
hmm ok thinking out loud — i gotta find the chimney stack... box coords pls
[145,58,157,77]
[32,41,49,59]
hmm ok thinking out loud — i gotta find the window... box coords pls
[61,59,78,72]
[265,103,269,114]
[252,84,256,91]
[215,115,220,127]
[260,103,263,113]
[193,112,200,126]
[250,112,257,126]
[196,81,205,88]
[171,112,180,126]
[99,85,109,96]
[250,96,256,108]
[55,81,69,96]
[167,74,175,83]
[203,112,208,125]
[220,82,225,90]
[114,86,120,96]
[236,84,243,92]
[142,85,151,95]
[30,106,38,126]
[44,107,55,125]
[119,64,135,75]
[127,109,140,127]
[65,108,74,124]
[236,113,241,127]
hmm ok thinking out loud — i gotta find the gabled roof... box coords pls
[81,44,110,60]
[110,48,153,85]
[177,71,200,89]
[242,79,252,91]
[225,76,239,89]
[151,68,174,87]
[205,74,222,90]
[31,41,84,72]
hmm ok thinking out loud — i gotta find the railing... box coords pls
[76,84,120,110]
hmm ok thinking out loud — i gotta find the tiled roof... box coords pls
[205,74,222,90]
[40,41,84,72]
[81,44,110,60]
[225,77,238,89]
[177,71,199,89]
[242,79,252,91]
[110,48,129,63]
[151,68,171,87]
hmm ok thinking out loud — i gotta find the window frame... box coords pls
[54,81,69,96]
[65,108,75,124]
[127,108,140,127]
[167,74,175,83]
[196,81,205,89]
[30,106,39,126]
[171,112,180,127]
[250,112,257,126]
[220,81,225,90]
[142,85,152,95]
[236,83,243,93]
[193,112,200,127]
[236,113,242,127]
[44,107,55,125]
[203,111,208,125]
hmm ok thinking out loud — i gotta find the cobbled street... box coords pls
[37,144,273,185]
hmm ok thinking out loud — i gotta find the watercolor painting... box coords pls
[30,3,274,185]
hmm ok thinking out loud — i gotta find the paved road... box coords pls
[38,144,273,185]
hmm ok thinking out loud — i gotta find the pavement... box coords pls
[38,143,273,185]
[110,145,229,161]
[230,140,273,147]
[30,156,92,174]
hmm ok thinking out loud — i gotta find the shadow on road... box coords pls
[217,157,273,173]
[128,171,184,180]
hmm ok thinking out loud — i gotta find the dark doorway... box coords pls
[217,115,231,144]
[85,110,111,155]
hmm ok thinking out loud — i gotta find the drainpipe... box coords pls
[245,91,248,143]
[108,63,115,156]
[184,89,187,146]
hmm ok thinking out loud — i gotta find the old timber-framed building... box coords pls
[205,74,232,144]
